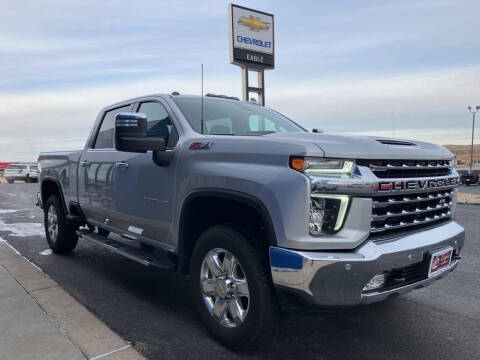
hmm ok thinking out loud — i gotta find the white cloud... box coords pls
[1,64,479,161]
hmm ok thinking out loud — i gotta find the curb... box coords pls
[457,192,480,206]
[0,239,146,360]
[457,201,480,206]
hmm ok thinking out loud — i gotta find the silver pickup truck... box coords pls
[37,93,465,348]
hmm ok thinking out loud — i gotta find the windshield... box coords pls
[174,97,305,135]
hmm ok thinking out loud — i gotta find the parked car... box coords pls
[459,171,479,185]
[4,163,38,183]
[37,93,465,348]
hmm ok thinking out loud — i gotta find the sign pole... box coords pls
[241,66,249,102]
[229,4,274,106]
[242,66,266,105]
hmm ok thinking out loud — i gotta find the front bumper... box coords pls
[270,220,465,307]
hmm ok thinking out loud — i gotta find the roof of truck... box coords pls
[103,93,244,110]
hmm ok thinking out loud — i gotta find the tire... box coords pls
[25,175,31,183]
[190,225,277,349]
[44,195,78,254]
[7,179,13,184]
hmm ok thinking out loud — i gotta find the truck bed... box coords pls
[38,150,83,207]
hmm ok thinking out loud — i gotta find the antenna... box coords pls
[392,111,396,138]
[201,64,204,134]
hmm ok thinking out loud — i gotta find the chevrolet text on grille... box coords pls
[376,177,459,192]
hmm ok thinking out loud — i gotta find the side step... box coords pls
[76,230,176,270]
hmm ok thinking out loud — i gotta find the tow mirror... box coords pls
[115,113,166,153]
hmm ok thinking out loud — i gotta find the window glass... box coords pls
[138,102,172,142]
[94,105,130,149]
[7,165,24,169]
[206,118,233,134]
[174,98,305,135]
[249,115,260,131]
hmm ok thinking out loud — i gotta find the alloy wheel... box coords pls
[200,248,250,328]
[47,205,59,243]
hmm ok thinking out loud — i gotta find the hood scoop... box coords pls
[376,139,417,146]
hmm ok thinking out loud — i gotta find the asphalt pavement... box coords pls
[0,182,479,360]
[458,184,480,195]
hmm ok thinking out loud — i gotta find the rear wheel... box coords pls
[7,179,13,184]
[44,195,78,254]
[25,175,31,183]
[190,225,277,349]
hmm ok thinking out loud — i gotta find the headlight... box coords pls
[290,157,355,175]
[309,194,350,235]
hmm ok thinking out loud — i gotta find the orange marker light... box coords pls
[290,157,306,171]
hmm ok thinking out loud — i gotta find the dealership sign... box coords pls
[229,4,274,69]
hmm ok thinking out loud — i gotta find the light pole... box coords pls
[467,105,480,172]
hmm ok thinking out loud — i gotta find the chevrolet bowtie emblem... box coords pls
[238,15,269,31]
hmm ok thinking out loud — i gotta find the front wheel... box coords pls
[44,195,78,254]
[190,225,277,349]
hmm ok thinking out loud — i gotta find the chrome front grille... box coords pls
[371,189,454,234]
[356,159,452,178]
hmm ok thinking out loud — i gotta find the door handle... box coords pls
[81,160,89,167]
[115,162,128,169]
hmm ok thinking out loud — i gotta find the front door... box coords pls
[109,100,179,249]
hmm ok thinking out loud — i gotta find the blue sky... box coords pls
[1,0,479,160]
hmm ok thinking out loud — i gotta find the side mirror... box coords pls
[312,128,324,133]
[115,113,166,153]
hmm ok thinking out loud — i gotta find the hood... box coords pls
[267,132,453,160]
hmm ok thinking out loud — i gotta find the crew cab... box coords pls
[37,93,465,348]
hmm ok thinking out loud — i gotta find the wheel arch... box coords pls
[177,189,277,274]
[41,177,68,215]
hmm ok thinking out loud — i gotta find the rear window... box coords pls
[7,164,26,170]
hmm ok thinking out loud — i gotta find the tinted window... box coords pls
[174,98,305,135]
[94,105,130,149]
[7,165,25,169]
[138,102,172,142]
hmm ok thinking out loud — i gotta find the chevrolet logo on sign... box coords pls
[238,15,270,31]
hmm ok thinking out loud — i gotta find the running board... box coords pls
[76,230,176,270]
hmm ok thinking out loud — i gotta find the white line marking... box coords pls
[39,249,53,256]
[89,344,132,360]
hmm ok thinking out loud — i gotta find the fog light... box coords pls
[309,195,350,235]
[363,273,386,291]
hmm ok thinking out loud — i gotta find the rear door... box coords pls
[78,104,132,229]
[108,99,180,249]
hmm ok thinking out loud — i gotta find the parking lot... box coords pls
[458,184,480,195]
[0,182,479,360]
